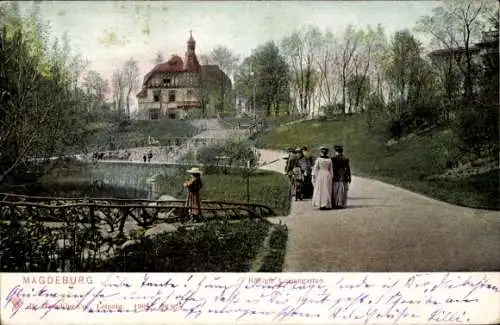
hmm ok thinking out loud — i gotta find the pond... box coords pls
[6,162,194,200]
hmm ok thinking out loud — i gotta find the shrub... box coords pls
[454,105,499,158]
[258,224,288,272]
[196,139,260,174]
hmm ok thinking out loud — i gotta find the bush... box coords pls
[454,105,499,158]
[196,139,260,174]
[258,224,288,272]
[97,219,271,272]
[0,218,273,272]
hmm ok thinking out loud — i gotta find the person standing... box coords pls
[311,147,333,210]
[299,146,314,199]
[184,167,203,218]
[292,148,305,201]
[285,148,299,182]
[331,145,351,208]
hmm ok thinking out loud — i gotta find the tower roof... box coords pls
[184,31,200,72]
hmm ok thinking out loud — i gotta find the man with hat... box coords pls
[331,145,351,208]
[183,167,203,218]
[298,146,314,198]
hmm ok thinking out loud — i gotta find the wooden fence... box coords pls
[0,193,276,272]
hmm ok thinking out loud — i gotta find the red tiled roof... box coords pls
[142,55,186,86]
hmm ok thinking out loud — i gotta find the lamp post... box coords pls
[246,160,251,204]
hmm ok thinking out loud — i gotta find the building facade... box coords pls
[136,33,232,120]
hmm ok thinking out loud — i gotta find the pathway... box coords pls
[257,149,500,272]
[84,119,248,164]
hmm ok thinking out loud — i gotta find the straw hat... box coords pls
[186,167,203,174]
[319,146,329,150]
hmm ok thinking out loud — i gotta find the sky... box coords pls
[17,0,440,106]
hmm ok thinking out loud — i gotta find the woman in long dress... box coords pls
[312,147,333,210]
[184,167,203,217]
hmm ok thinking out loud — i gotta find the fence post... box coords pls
[147,176,159,200]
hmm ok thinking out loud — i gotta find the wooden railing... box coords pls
[0,193,276,235]
[0,193,277,272]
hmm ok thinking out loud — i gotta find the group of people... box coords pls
[284,147,314,200]
[284,145,351,210]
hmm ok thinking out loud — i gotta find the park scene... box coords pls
[0,1,498,273]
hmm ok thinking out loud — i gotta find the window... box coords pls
[162,78,171,85]
[153,90,161,102]
[187,89,194,98]
[149,108,160,120]
[168,90,176,102]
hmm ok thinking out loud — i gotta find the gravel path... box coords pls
[258,149,500,272]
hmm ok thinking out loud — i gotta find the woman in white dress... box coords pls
[311,147,333,210]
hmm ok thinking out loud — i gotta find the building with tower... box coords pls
[136,33,232,120]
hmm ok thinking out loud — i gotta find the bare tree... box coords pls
[281,26,317,116]
[208,46,240,79]
[112,69,126,115]
[123,57,139,118]
[198,53,211,65]
[83,70,110,112]
[339,25,362,114]
[416,0,492,104]
[153,51,165,65]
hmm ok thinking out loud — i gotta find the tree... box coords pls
[234,43,290,117]
[153,51,164,65]
[416,0,493,104]
[207,46,240,79]
[123,57,139,118]
[111,69,126,116]
[281,27,318,116]
[0,4,90,184]
[83,70,110,115]
[83,70,109,102]
[205,46,240,114]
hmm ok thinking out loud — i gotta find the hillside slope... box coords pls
[255,114,499,210]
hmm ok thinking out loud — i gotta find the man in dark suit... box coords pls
[331,145,351,208]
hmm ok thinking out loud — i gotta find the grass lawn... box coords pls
[255,114,499,210]
[82,119,198,151]
[157,169,292,216]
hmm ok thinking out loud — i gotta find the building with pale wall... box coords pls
[136,33,232,120]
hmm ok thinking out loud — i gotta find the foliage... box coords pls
[157,169,291,216]
[0,218,275,272]
[0,3,92,185]
[97,219,271,272]
[234,41,290,117]
[415,0,494,103]
[196,138,260,173]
